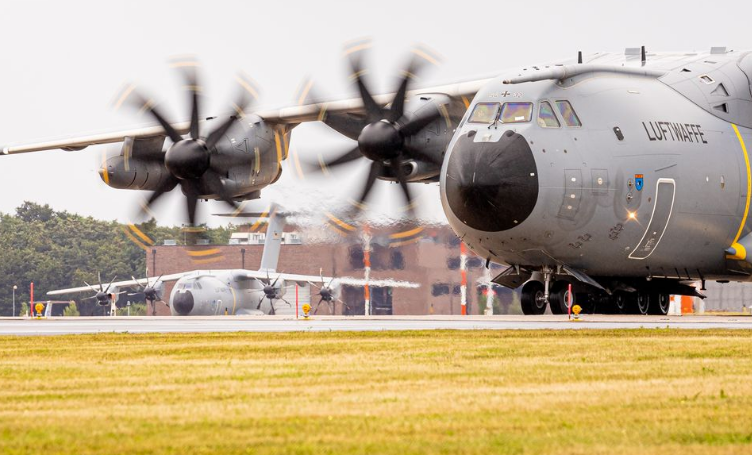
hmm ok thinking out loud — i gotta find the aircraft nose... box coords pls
[445,130,539,232]
[172,291,194,316]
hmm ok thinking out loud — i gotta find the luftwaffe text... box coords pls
[642,121,708,144]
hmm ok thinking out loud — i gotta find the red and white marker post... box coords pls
[362,227,372,316]
[460,243,467,315]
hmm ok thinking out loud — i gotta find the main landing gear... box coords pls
[520,277,672,316]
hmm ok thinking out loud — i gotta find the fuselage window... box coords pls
[468,102,500,124]
[555,100,582,127]
[537,101,560,128]
[500,102,533,123]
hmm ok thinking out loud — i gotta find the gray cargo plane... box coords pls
[11,43,752,315]
[48,206,419,315]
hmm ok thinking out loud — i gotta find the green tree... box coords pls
[0,201,239,316]
[63,302,80,317]
[117,303,147,316]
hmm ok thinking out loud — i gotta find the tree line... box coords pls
[0,202,235,316]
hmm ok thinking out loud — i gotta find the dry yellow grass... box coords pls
[1,330,752,454]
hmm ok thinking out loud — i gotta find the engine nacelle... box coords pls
[403,159,440,182]
[399,93,467,182]
[100,156,172,190]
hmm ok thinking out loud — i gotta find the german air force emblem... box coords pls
[635,174,644,191]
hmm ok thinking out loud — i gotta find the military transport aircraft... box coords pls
[47,205,419,315]
[9,43,752,315]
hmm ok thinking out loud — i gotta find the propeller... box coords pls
[117,58,259,228]
[309,270,342,315]
[128,275,164,315]
[83,272,120,306]
[255,271,291,315]
[305,43,444,219]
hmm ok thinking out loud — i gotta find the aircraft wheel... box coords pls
[648,293,670,315]
[521,281,547,315]
[548,281,572,314]
[631,292,650,315]
[612,291,630,314]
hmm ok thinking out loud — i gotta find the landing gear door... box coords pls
[629,178,676,260]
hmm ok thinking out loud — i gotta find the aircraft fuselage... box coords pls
[441,51,752,290]
[168,270,294,316]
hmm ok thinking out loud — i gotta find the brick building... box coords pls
[145,224,514,316]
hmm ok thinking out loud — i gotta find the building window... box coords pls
[390,250,405,270]
[466,257,483,269]
[348,246,364,270]
[431,283,450,296]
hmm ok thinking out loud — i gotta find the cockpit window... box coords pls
[537,101,560,128]
[468,102,500,124]
[500,102,533,123]
[555,100,582,127]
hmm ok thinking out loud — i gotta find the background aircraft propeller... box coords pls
[255,271,291,315]
[82,272,122,306]
[309,270,343,315]
[128,275,165,315]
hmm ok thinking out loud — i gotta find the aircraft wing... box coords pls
[46,272,190,296]
[1,78,491,156]
[235,270,420,289]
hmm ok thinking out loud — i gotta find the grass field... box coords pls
[1,330,752,454]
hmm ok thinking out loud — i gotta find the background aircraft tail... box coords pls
[259,204,286,273]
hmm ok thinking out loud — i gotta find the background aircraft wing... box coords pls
[2,78,490,156]
[236,270,419,288]
[46,272,190,296]
[332,277,420,289]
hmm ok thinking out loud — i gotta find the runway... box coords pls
[1,314,751,335]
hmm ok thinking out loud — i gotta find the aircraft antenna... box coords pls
[577,51,582,64]
[641,46,646,66]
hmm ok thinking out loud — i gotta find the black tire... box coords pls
[549,281,572,314]
[521,281,547,315]
[630,292,650,315]
[612,291,630,314]
[648,293,670,315]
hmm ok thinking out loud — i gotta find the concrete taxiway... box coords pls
[1,314,751,335]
